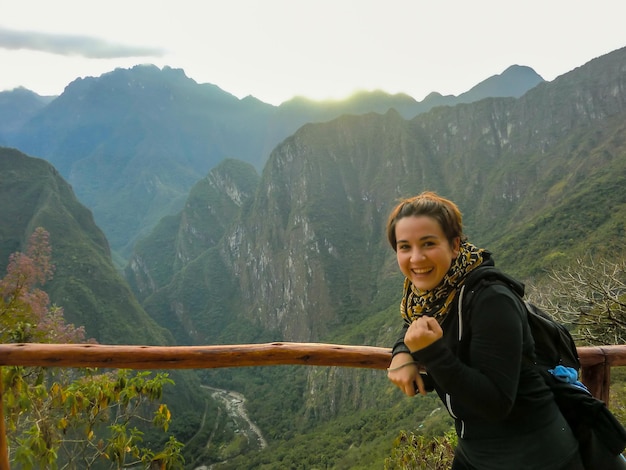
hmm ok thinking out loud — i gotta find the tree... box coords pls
[0,227,184,469]
[0,227,85,344]
[526,255,626,345]
[526,255,626,424]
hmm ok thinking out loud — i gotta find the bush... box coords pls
[384,429,457,470]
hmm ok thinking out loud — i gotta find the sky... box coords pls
[1,0,625,106]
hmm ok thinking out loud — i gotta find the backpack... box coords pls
[462,266,626,470]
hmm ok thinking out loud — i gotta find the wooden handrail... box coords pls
[1,342,625,372]
[0,342,390,369]
[1,342,625,469]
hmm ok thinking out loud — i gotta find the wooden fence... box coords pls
[1,342,625,468]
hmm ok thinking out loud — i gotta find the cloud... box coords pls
[0,26,165,59]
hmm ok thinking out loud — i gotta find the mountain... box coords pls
[122,46,626,467]
[9,52,610,467]
[0,64,543,260]
[456,64,544,103]
[126,158,260,345]
[0,87,54,145]
[4,65,273,260]
[0,147,174,345]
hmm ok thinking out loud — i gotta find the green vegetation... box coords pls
[0,228,184,469]
[212,390,450,470]
[385,430,457,470]
[0,148,173,346]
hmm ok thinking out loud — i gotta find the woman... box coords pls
[386,191,583,470]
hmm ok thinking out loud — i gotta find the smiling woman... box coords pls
[384,191,589,470]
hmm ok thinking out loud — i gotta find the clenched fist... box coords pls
[404,316,443,352]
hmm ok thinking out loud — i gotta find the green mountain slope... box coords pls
[0,147,214,466]
[0,147,172,344]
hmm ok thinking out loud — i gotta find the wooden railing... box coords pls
[1,342,625,468]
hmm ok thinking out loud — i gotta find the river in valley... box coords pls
[193,385,267,470]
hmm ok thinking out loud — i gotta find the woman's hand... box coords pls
[387,352,426,396]
[404,316,443,352]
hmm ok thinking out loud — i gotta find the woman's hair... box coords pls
[386,191,465,251]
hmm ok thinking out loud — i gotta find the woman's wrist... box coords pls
[391,341,411,357]
[387,361,418,372]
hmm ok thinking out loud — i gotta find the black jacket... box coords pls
[391,263,580,468]
[421,282,555,436]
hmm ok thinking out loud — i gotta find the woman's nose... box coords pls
[410,248,423,262]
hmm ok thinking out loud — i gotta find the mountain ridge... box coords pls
[0,62,544,260]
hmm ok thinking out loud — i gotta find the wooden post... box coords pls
[581,362,610,403]
[0,368,10,469]
[579,346,616,404]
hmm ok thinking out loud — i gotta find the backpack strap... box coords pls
[460,266,524,333]
[459,266,538,364]
[463,266,525,302]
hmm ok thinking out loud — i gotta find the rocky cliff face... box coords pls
[210,48,626,344]
[127,158,258,298]
[222,111,428,341]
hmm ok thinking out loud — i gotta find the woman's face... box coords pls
[394,215,460,291]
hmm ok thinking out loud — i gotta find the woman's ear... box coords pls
[451,237,461,256]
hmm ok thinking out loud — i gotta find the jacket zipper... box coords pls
[445,392,465,437]
[450,285,466,437]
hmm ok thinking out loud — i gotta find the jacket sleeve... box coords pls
[412,284,526,421]
[391,323,436,391]
[391,324,410,357]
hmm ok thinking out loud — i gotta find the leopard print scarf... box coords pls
[400,241,486,324]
